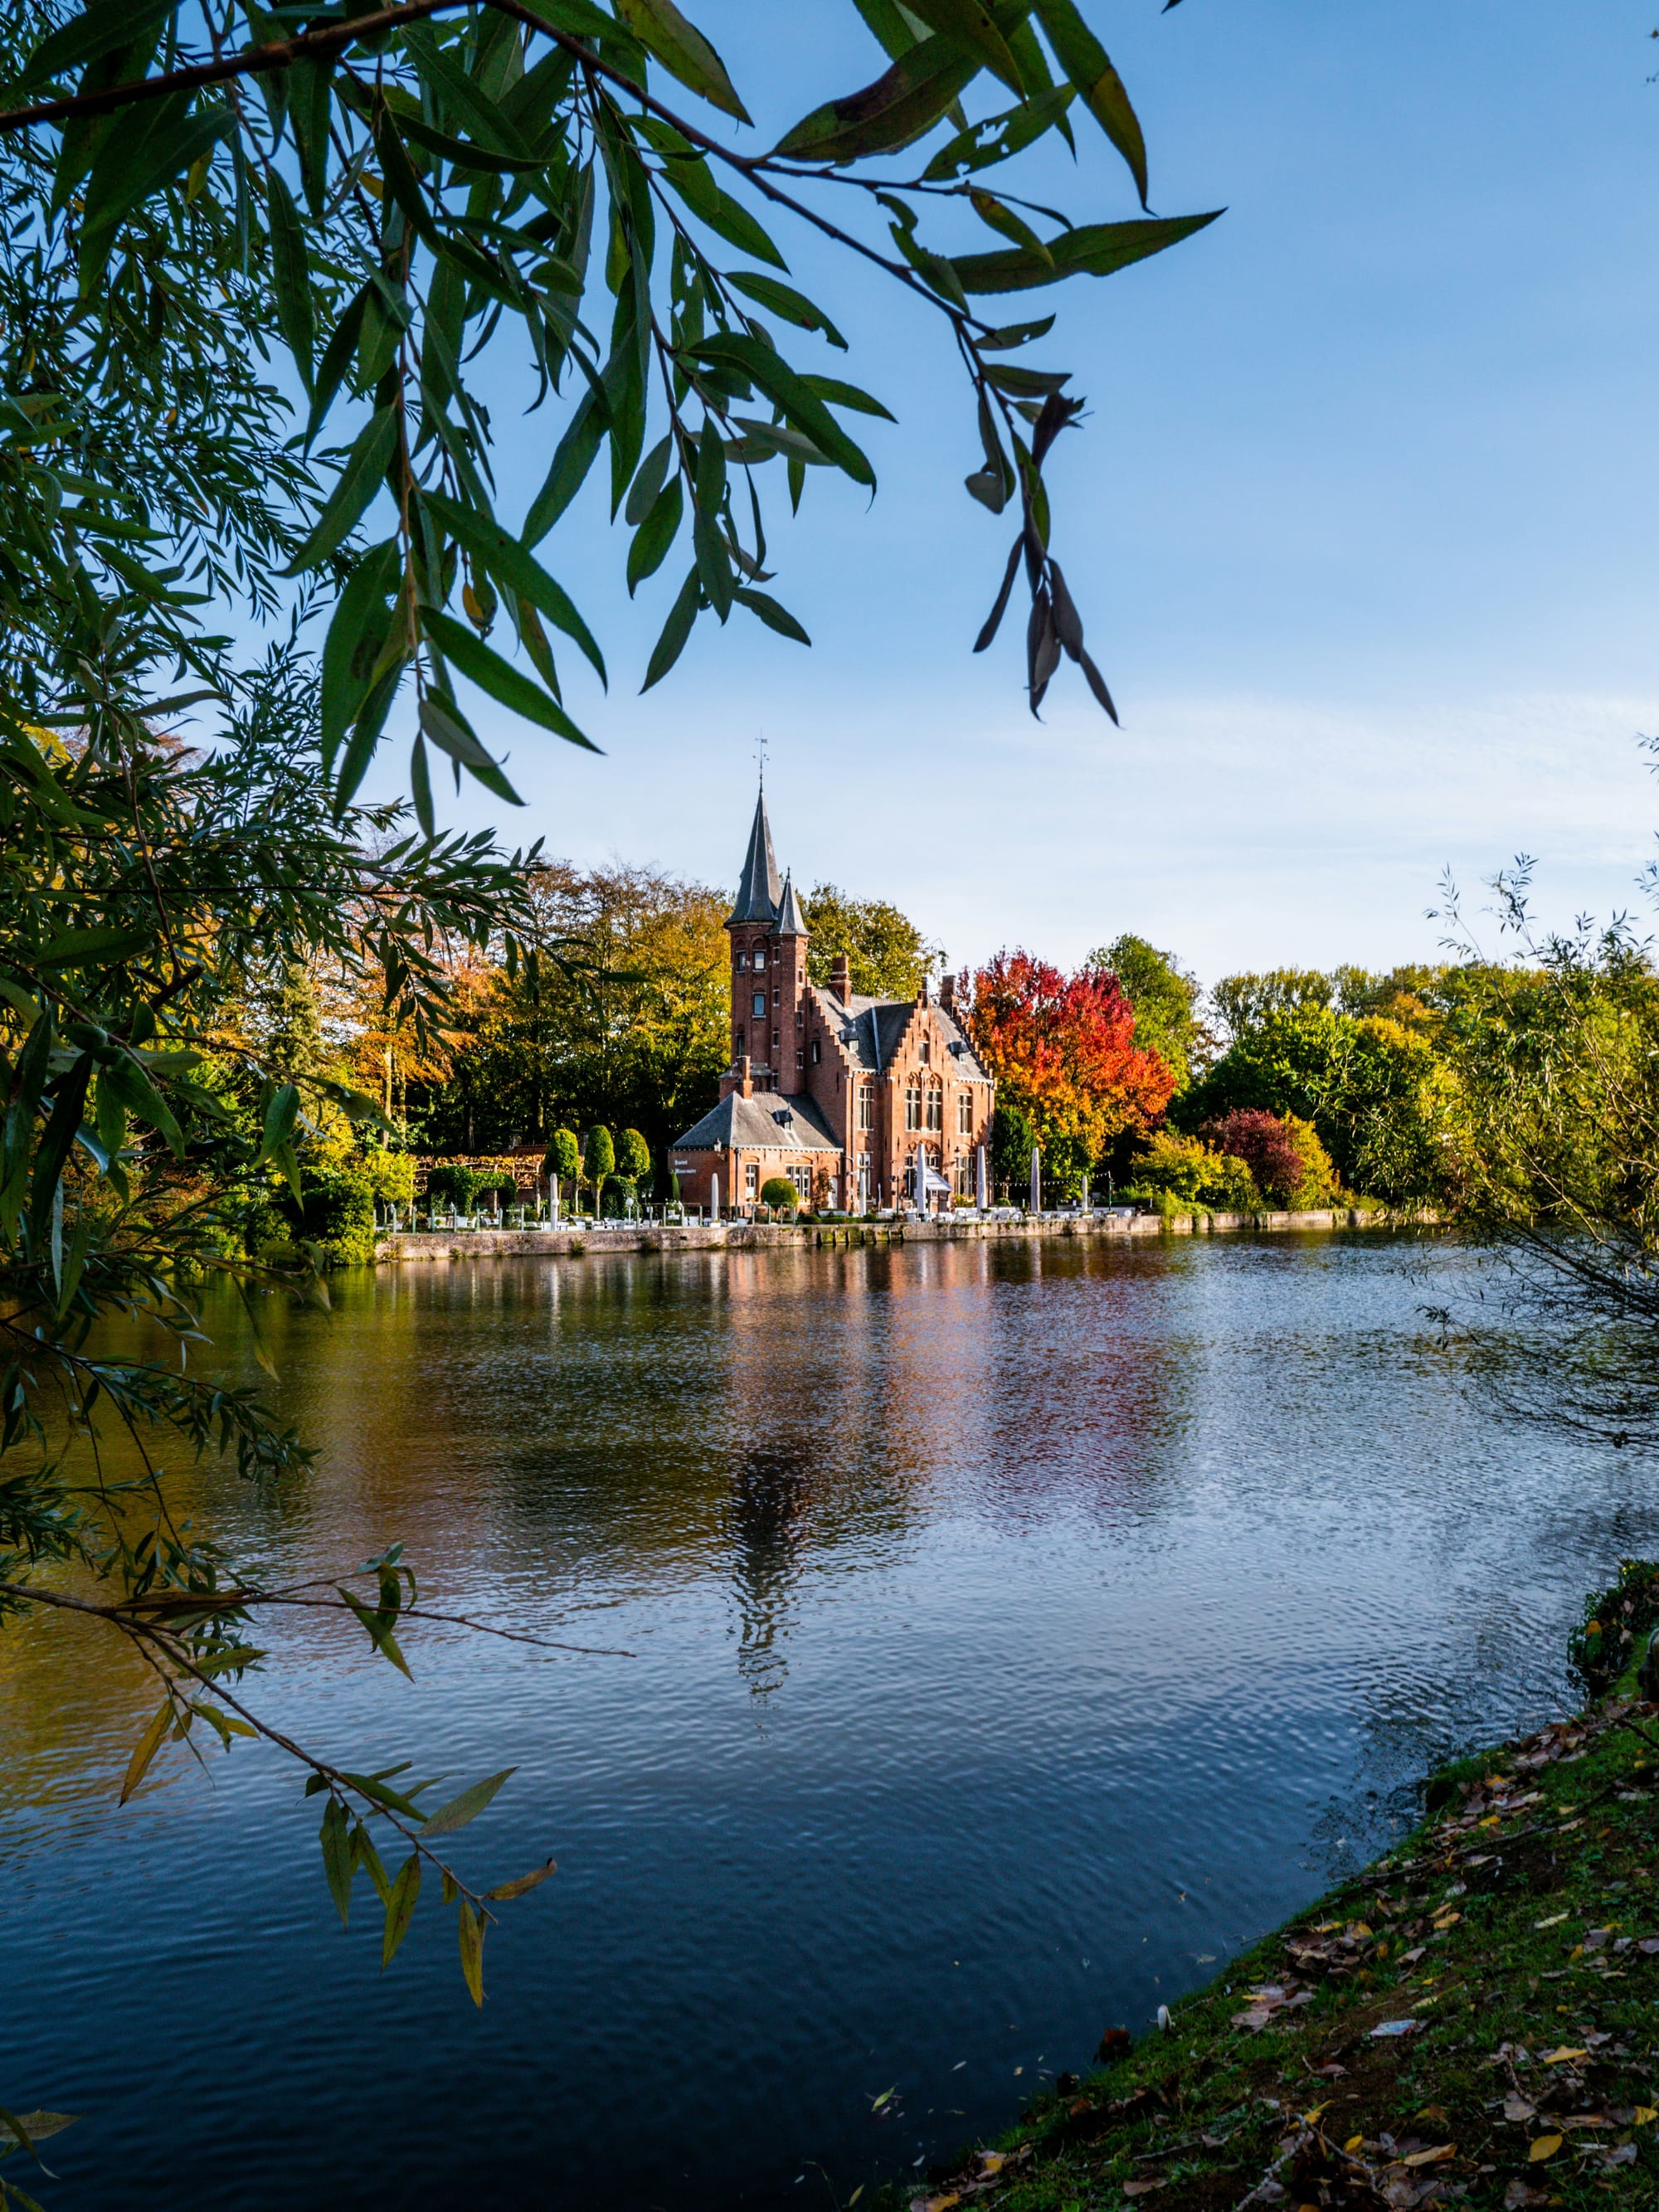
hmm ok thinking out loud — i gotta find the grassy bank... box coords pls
[898,1694,1659,2211]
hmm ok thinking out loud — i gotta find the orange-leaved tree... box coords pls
[969,951,1175,1179]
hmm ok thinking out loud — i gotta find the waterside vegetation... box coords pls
[890,1604,1659,2212]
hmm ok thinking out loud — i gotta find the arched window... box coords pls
[925,1085,943,1132]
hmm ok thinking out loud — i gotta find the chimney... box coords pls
[738,1053,753,1099]
[831,952,851,1003]
[939,971,956,1017]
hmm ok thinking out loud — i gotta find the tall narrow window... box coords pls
[957,1088,972,1135]
[905,1082,922,1131]
[736,1027,745,1057]
[926,1086,942,1132]
[858,1085,873,1130]
[752,991,766,1018]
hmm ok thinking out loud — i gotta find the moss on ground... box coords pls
[893,1697,1659,2212]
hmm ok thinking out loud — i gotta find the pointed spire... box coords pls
[727,784,782,926]
[775,869,809,938]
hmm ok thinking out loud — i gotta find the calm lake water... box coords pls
[4,1232,1653,2209]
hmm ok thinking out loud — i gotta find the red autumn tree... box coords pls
[968,950,1175,1166]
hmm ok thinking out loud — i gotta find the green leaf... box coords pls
[624,435,674,526]
[421,608,599,751]
[898,0,1022,90]
[736,588,810,645]
[523,385,606,547]
[640,566,700,692]
[382,1852,421,1967]
[922,84,1074,180]
[258,1083,301,1167]
[118,1701,172,1805]
[265,169,315,392]
[615,0,752,123]
[336,1585,415,1678]
[421,490,606,687]
[1029,0,1148,206]
[421,1767,517,1839]
[800,374,897,422]
[687,336,875,486]
[320,1796,354,1926]
[22,0,176,85]
[726,273,848,350]
[100,1051,184,1159]
[773,40,977,163]
[654,157,791,270]
[30,922,153,967]
[305,281,370,450]
[626,478,684,593]
[484,1858,558,1903]
[320,538,403,767]
[949,208,1222,293]
[285,406,397,575]
[458,1897,485,2006]
[968,187,1051,263]
[417,697,524,808]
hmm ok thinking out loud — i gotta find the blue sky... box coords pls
[358,0,1659,989]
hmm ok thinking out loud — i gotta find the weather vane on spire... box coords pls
[756,730,768,789]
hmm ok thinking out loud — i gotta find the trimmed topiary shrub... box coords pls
[617,1127,651,1182]
[760,1176,799,1211]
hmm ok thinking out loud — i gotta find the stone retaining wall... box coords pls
[377,1207,1435,1263]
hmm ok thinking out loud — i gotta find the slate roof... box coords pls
[774,869,809,937]
[673,1090,840,1153]
[727,790,781,925]
[810,988,993,1082]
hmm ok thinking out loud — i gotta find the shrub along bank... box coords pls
[894,1604,1659,2212]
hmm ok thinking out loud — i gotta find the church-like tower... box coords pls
[726,788,782,1089]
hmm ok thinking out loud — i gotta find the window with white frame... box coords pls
[905,1082,922,1131]
[926,1086,942,1131]
[752,991,766,1018]
[745,1163,758,1198]
[957,1089,972,1135]
[858,1084,873,1130]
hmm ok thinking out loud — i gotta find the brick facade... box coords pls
[671,791,995,1215]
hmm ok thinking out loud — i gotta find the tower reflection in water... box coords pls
[725,1441,813,1698]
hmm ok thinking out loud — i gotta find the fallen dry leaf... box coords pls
[911,2196,960,2212]
[1529,2135,1564,2163]
[1401,1945,1427,1964]
[1542,2046,1589,2065]
[1122,2181,1163,2199]
[1403,2144,1456,2167]
[1534,1913,1567,1929]
[1635,2106,1658,2125]
[1503,2098,1536,2123]
[1370,2020,1423,2039]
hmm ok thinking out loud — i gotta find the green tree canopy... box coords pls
[803,883,941,1001]
[1090,934,1215,1093]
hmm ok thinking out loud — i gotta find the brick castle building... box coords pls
[670,790,995,1214]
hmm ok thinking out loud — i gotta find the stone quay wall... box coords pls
[376,1207,1437,1264]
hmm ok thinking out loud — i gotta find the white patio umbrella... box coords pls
[1029,1144,1041,1214]
[710,1150,721,1222]
[975,1143,988,1210]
